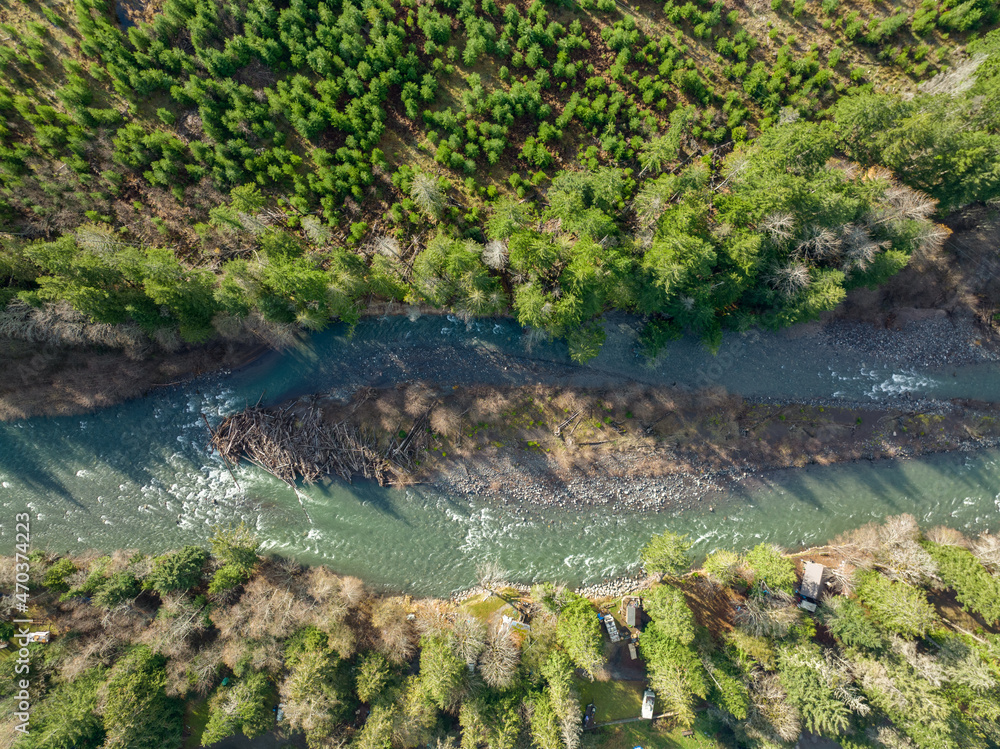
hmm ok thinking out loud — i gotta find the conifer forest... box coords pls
[0,0,998,357]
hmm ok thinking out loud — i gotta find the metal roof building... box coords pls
[798,562,827,612]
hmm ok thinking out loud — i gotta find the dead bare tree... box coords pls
[371,599,416,664]
[742,672,800,745]
[734,590,798,639]
[971,532,1000,574]
[479,626,520,689]
[451,615,487,666]
[830,514,938,585]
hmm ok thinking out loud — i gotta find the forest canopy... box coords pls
[3,516,1000,749]
[0,0,998,358]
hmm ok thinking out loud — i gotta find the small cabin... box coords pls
[622,596,644,630]
[626,603,641,628]
[798,562,827,613]
[502,614,531,634]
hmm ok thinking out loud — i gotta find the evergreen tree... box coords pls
[555,594,603,677]
[640,530,692,578]
[102,646,183,749]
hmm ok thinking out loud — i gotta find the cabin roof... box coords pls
[800,561,826,600]
[626,603,638,626]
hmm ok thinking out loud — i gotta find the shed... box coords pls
[626,603,640,628]
[628,643,638,660]
[798,562,827,612]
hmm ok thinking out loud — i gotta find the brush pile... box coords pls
[211,403,429,486]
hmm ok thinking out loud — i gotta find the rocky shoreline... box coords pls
[428,421,1000,513]
[820,311,999,370]
[450,571,660,603]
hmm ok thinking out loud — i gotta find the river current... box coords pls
[1,315,999,595]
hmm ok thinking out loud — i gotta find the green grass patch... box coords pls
[462,591,518,621]
[575,679,645,722]
[183,697,211,749]
[582,712,724,749]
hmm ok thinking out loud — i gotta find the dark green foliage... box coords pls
[743,543,796,594]
[820,597,887,651]
[702,652,750,720]
[201,672,273,746]
[15,668,106,749]
[41,557,77,592]
[417,634,465,709]
[6,517,1000,749]
[0,0,997,368]
[103,646,183,749]
[855,569,937,638]
[91,570,140,609]
[924,542,1000,624]
[280,644,353,745]
[833,91,1000,211]
[645,585,696,644]
[208,523,260,593]
[208,564,251,595]
[778,644,855,737]
[640,599,708,726]
[356,652,395,704]
[555,593,603,676]
[410,233,505,316]
[143,545,209,595]
[640,530,692,577]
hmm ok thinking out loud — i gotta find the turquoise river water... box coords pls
[1,315,999,595]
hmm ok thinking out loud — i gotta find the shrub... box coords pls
[208,564,252,595]
[702,549,742,586]
[144,546,209,595]
[93,571,140,609]
[744,544,796,594]
[42,557,77,591]
[640,530,692,577]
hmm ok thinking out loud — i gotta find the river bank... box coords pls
[4,516,996,749]
[0,335,266,421]
[1,208,997,422]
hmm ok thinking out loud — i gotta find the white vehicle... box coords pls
[641,689,655,719]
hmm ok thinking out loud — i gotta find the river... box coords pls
[1,314,999,595]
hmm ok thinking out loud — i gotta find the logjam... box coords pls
[210,403,429,486]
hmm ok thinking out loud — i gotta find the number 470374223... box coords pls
[14,512,30,607]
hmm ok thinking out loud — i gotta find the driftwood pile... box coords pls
[211,403,429,486]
